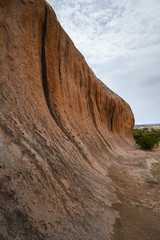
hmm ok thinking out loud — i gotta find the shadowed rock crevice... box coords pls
[41,5,92,168]
[110,99,116,132]
[41,5,49,110]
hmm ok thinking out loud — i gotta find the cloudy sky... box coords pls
[47,0,160,124]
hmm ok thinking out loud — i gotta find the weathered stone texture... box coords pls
[0,1,135,239]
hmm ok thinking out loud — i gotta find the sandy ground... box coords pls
[149,145,160,183]
[110,144,160,240]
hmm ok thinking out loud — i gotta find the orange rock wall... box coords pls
[44,3,134,157]
[0,0,135,239]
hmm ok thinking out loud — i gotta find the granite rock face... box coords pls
[0,1,135,239]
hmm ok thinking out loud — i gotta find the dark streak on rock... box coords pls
[58,26,62,86]
[88,76,113,151]
[79,69,83,88]
[41,6,92,168]
[110,99,116,132]
[65,37,69,77]
[65,37,71,102]
[95,88,100,113]
[41,5,49,109]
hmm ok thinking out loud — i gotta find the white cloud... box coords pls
[47,0,160,124]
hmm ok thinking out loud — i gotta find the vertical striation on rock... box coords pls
[0,0,135,239]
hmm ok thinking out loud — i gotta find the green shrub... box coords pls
[133,128,160,150]
[135,135,156,150]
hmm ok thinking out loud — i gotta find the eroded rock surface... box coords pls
[1,1,159,240]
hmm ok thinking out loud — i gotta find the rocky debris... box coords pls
[0,0,159,239]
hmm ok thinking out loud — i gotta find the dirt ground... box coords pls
[110,145,160,240]
[149,145,160,182]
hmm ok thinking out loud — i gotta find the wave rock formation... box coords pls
[3,1,160,240]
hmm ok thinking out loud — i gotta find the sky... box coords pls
[47,0,160,124]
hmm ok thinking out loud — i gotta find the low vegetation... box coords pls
[133,127,160,150]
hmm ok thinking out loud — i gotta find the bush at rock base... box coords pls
[133,128,160,150]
